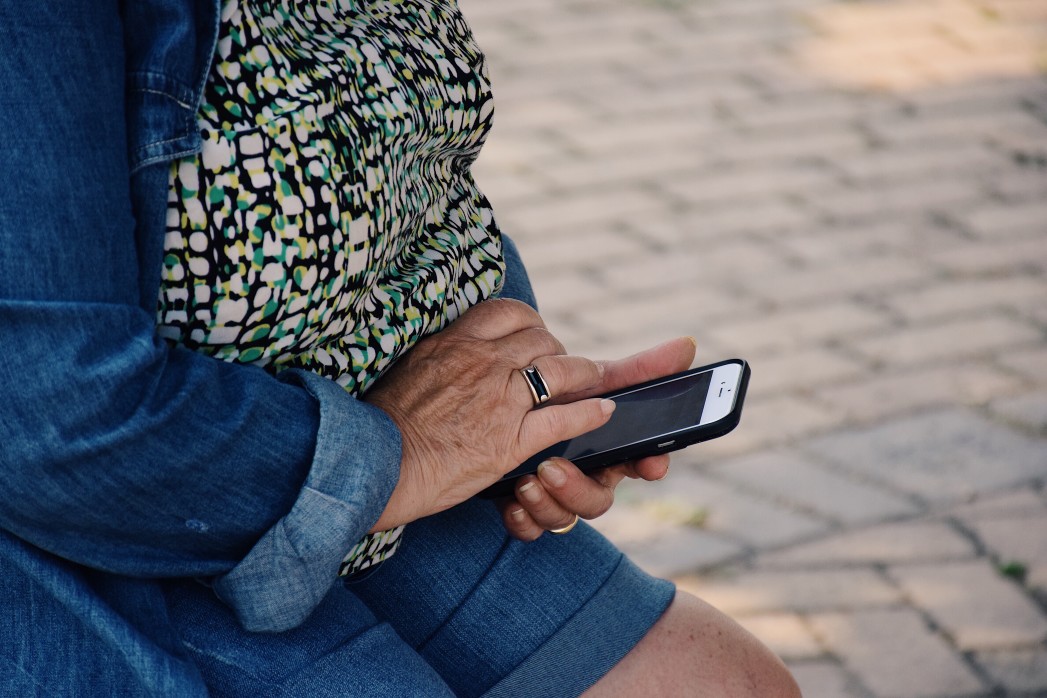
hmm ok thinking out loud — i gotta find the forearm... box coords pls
[0,297,397,561]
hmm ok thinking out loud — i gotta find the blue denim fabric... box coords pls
[162,499,673,697]
[0,0,671,694]
[0,0,400,634]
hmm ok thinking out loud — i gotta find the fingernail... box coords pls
[685,336,697,349]
[518,481,541,503]
[538,461,567,487]
[510,507,526,521]
[655,464,670,481]
[600,399,616,416]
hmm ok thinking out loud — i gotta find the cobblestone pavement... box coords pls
[460,0,1047,695]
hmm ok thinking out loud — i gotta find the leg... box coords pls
[585,591,801,697]
[350,497,676,698]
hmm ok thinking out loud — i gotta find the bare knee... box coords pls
[585,590,801,697]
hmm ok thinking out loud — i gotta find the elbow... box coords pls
[0,304,169,468]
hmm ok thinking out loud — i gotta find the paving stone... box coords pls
[512,227,650,273]
[590,504,743,577]
[614,469,830,549]
[813,362,1023,423]
[957,199,1047,239]
[460,3,1047,692]
[807,409,1047,503]
[496,186,668,235]
[800,0,986,35]
[931,236,1047,275]
[966,514,1047,586]
[744,348,867,395]
[704,127,868,166]
[836,141,1006,183]
[999,346,1047,388]
[991,167,1047,203]
[869,110,1047,149]
[900,77,1036,117]
[622,199,814,242]
[676,568,903,615]
[775,217,964,266]
[809,609,987,698]
[806,176,984,222]
[745,255,928,305]
[554,115,714,158]
[659,161,839,207]
[701,394,844,455]
[990,392,1047,434]
[614,528,744,578]
[470,168,549,207]
[735,613,822,660]
[882,276,1047,323]
[644,238,791,287]
[615,204,811,250]
[587,246,744,297]
[728,92,871,133]
[849,315,1042,367]
[524,269,610,315]
[588,239,789,298]
[889,560,1047,650]
[708,301,893,355]
[944,488,1047,523]
[539,145,713,191]
[786,660,872,698]
[758,520,977,568]
[711,450,919,526]
[974,647,1047,694]
[568,286,761,348]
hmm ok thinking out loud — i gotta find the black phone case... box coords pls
[478,359,751,498]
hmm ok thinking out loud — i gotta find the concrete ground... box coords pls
[460,0,1047,695]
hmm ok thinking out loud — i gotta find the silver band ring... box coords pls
[520,364,551,406]
[550,514,580,535]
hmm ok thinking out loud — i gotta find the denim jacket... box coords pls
[0,0,539,662]
[0,0,410,635]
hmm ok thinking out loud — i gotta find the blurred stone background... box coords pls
[460,0,1047,695]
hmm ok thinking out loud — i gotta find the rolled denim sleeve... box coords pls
[213,370,401,632]
[0,1,400,631]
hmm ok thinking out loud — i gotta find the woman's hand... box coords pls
[364,299,616,532]
[498,336,698,540]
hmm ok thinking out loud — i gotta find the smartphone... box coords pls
[479,358,750,498]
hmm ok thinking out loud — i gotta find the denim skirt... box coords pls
[163,497,674,697]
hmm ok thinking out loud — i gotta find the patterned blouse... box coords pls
[157,0,504,576]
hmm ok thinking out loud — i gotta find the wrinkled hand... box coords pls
[499,336,698,540]
[364,299,615,532]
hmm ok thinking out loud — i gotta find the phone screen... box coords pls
[544,369,714,462]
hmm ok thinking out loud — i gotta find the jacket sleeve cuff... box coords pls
[212,370,402,632]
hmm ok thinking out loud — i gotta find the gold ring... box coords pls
[550,514,580,535]
[520,364,552,406]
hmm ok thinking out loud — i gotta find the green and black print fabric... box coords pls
[158,0,504,575]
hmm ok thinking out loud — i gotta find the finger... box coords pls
[590,464,629,489]
[632,454,671,481]
[454,298,545,341]
[592,454,670,487]
[558,336,697,403]
[500,500,545,542]
[510,355,604,409]
[513,467,599,529]
[532,458,616,520]
[517,397,614,455]
[497,326,567,364]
